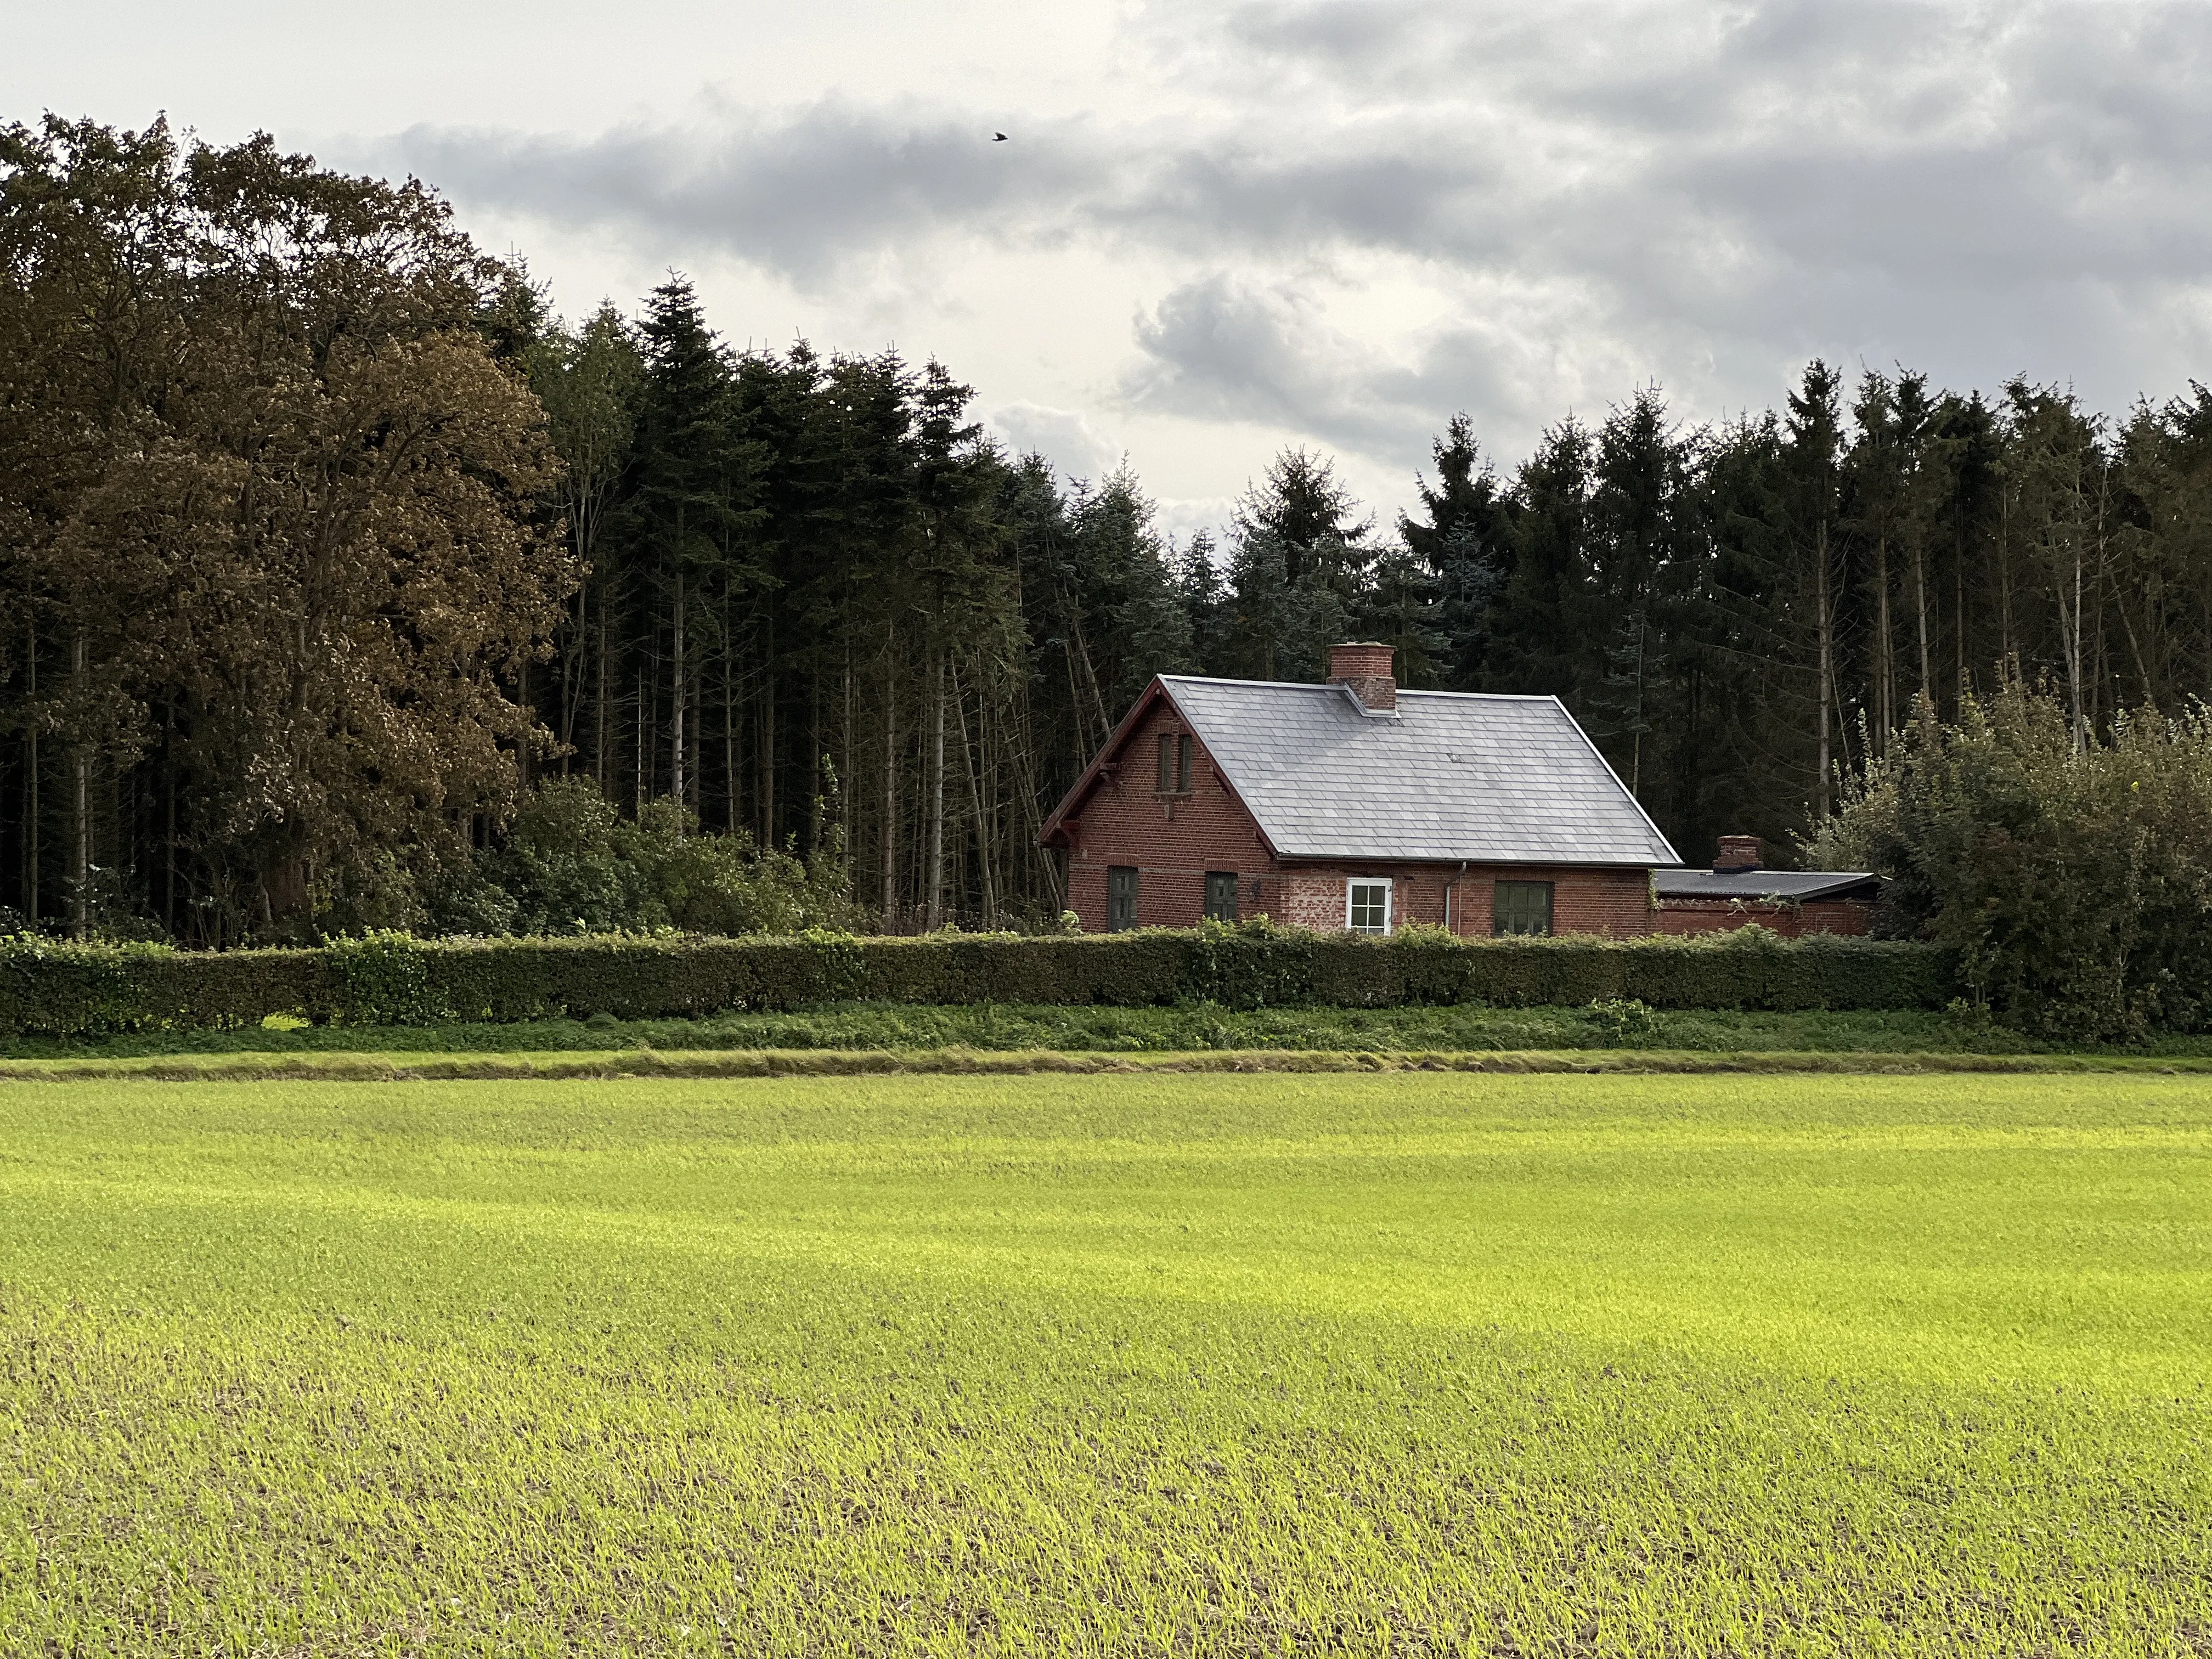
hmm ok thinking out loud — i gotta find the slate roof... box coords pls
[1652,868,1880,901]
[1150,676,1680,867]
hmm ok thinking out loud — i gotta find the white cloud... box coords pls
[40,0,2209,535]
[985,400,1126,486]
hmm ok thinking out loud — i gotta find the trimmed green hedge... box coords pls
[0,924,1957,1039]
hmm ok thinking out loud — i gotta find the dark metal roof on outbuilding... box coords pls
[1150,675,1681,867]
[1651,868,1881,901]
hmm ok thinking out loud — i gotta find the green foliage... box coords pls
[1183,915,1319,1008]
[324,932,450,1028]
[1586,996,1661,1045]
[22,1000,2195,1064]
[0,921,1955,1037]
[434,779,863,940]
[1811,684,2212,1039]
[0,933,173,1037]
[3,1074,2207,1649]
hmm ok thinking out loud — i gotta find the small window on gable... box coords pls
[1494,880,1553,936]
[1158,731,1193,795]
[1346,877,1392,935]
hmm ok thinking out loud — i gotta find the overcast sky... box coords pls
[12,1,2210,538]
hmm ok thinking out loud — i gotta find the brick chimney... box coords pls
[1327,641,1397,712]
[1713,834,1763,873]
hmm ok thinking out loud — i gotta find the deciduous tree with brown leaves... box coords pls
[0,116,574,941]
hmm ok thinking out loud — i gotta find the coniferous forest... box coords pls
[8,116,2212,945]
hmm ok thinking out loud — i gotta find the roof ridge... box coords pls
[1158,673,1567,704]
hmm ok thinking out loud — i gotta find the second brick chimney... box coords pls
[1327,641,1397,712]
[1713,834,1764,873]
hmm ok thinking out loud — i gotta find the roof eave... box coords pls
[1274,850,1674,868]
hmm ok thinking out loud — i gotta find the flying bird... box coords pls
[993,132,1008,142]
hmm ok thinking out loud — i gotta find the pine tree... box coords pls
[1171,531,1230,676]
[1487,417,1597,701]
[1400,414,1508,690]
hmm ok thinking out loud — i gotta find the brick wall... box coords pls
[1654,898,1874,938]
[1273,865,1652,938]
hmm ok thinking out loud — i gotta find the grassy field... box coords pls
[2,1073,2207,1655]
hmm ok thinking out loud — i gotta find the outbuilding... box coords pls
[1651,836,1880,937]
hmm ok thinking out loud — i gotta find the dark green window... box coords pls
[1493,880,1553,936]
[1108,866,1138,932]
[1204,871,1240,922]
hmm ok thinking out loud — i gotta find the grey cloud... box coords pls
[396,101,1110,282]
[400,3,2212,288]
[392,1,2212,473]
[1119,273,1544,470]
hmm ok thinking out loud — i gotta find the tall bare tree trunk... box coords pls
[1997,490,2015,675]
[517,658,533,789]
[1815,522,1833,820]
[669,570,686,819]
[163,696,177,936]
[724,654,738,833]
[1913,541,1931,708]
[687,652,703,816]
[635,644,650,818]
[952,664,994,926]
[1875,533,1892,752]
[924,653,947,930]
[806,678,823,855]
[22,617,37,927]
[1955,523,1968,709]
[757,612,776,847]
[594,584,610,792]
[880,650,897,928]
[70,631,89,940]
[841,647,855,865]
[2066,538,2087,754]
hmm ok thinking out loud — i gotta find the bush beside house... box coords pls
[1811,685,2212,1040]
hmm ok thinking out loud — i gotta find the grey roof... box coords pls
[1159,676,1680,866]
[1653,868,1880,901]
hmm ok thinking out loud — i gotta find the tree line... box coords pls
[6,116,2212,944]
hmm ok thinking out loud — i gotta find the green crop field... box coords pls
[2,1073,2207,1656]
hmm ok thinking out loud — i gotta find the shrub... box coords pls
[0,921,1956,1038]
[1587,997,1661,1045]
[431,779,864,938]
[325,932,451,1026]
[0,934,172,1036]
[1810,685,2212,1038]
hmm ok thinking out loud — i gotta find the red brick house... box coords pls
[1040,643,1681,938]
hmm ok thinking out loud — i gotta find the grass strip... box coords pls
[4,1045,2210,1083]
[15,1000,2212,1060]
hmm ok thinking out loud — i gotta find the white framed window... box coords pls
[1346,877,1393,935]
